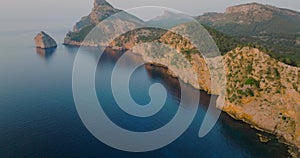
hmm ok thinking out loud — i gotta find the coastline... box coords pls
[64,42,300,155]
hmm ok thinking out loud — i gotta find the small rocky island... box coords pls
[34,31,57,49]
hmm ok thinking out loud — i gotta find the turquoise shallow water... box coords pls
[0,29,292,157]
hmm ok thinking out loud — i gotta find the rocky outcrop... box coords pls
[224,3,274,22]
[73,0,120,32]
[221,47,300,150]
[133,42,300,150]
[34,31,57,49]
[111,25,300,149]
[64,0,144,45]
[64,0,300,151]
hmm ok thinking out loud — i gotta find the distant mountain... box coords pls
[64,0,145,46]
[198,2,300,35]
[146,10,243,54]
[197,3,300,66]
[147,10,194,28]
[73,0,121,32]
[64,4,241,54]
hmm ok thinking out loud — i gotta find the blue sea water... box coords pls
[0,29,292,157]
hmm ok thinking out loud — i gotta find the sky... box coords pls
[0,0,299,31]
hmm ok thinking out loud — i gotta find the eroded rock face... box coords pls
[34,31,57,49]
[64,0,144,45]
[72,0,121,32]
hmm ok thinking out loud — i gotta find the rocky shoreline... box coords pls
[145,60,300,156]
[65,42,300,154]
[136,47,300,156]
[62,0,300,155]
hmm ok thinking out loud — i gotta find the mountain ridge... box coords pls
[198,2,300,33]
[197,2,300,67]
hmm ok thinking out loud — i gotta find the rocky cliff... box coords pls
[222,47,300,150]
[64,0,300,152]
[72,0,120,32]
[110,25,300,150]
[34,31,57,49]
[147,29,300,145]
[64,0,144,45]
[133,40,300,150]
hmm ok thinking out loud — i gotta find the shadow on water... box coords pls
[98,49,293,157]
[143,60,293,157]
[36,47,57,61]
[63,45,79,54]
[31,45,292,157]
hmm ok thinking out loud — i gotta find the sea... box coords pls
[0,29,293,157]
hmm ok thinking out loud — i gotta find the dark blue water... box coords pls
[0,30,292,157]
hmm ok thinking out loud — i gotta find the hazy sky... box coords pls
[0,0,299,31]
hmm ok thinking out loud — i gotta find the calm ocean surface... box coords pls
[0,29,292,157]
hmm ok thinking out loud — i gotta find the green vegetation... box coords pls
[198,5,300,67]
[282,116,287,121]
[181,49,199,61]
[245,88,255,97]
[239,34,300,67]
[246,64,253,74]
[245,77,260,88]
[274,68,280,79]
[202,25,242,55]
[67,20,300,67]
[200,22,300,67]
[69,24,96,42]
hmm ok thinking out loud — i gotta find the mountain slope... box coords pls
[146,11,242,55]
[64,0,145,46]
[198,2,300,35]
[72,0,121,32]
[197,3,300,67]
[64,0,300,151]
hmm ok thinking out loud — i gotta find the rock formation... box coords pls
[72,0,121,32]
[64,0,144,46]
[112,25,300,149]
[34,31,57,49]
[64,0,300,151]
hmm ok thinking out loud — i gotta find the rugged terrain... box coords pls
[64,0,144,46]
[222,47,300,149]
[197,2,300,67]
[34,31,57,49]
[64,0,300,151]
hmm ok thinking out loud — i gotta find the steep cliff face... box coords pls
[110,25,300,149]
[64,0,300,150]
[222,47,300,148]
[64,0,144,45]
[224,3,275,23]
[73,0,120,32]
[134,43,300,149]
